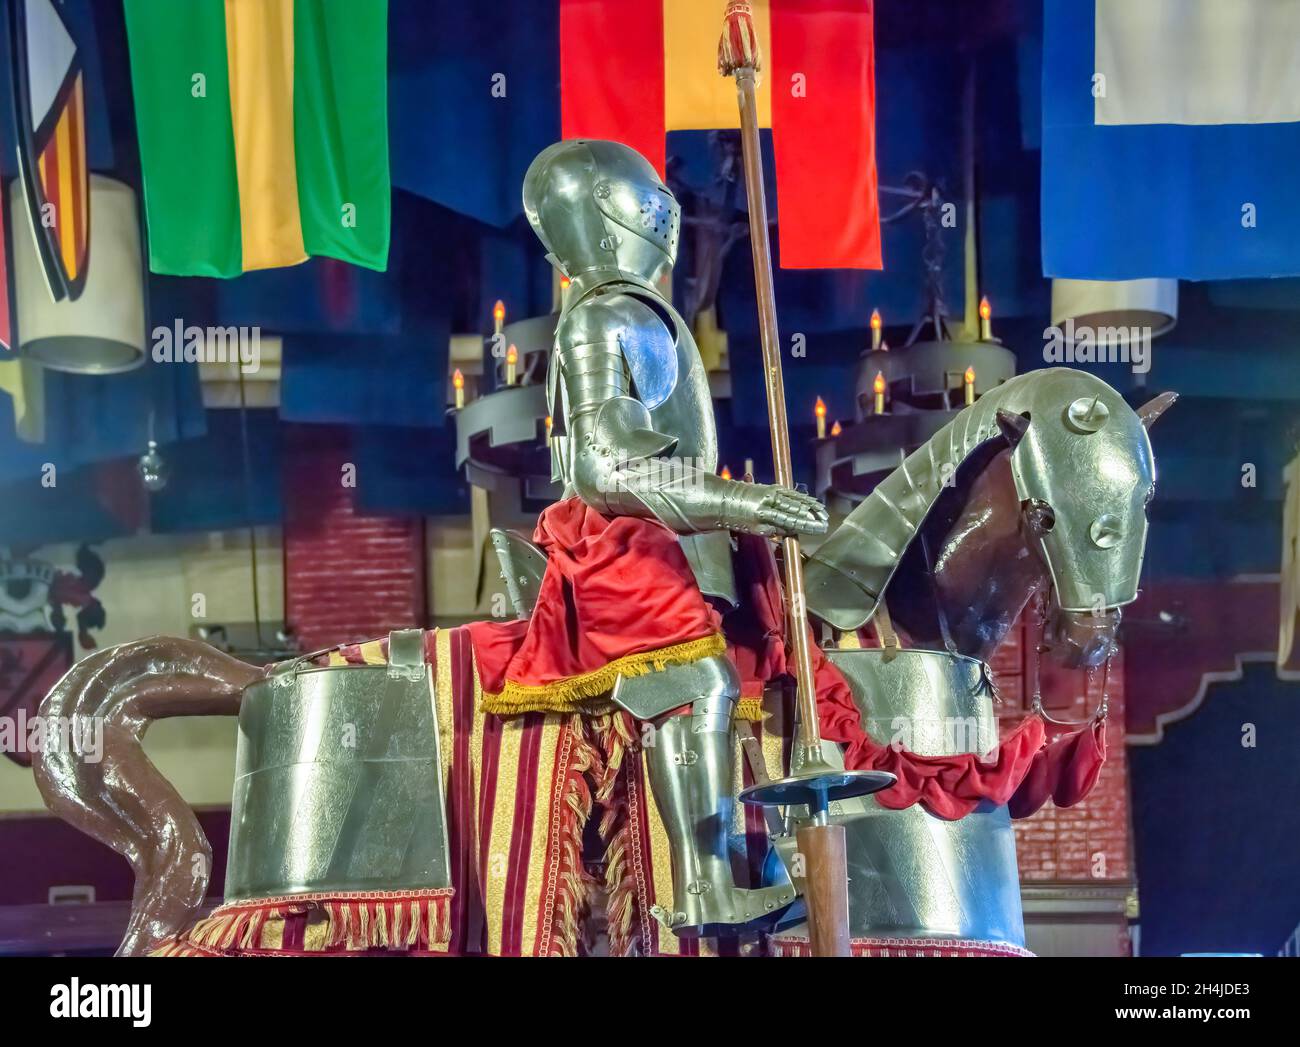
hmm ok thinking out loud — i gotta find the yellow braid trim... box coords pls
[480,633,728,715]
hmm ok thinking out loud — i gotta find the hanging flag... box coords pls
[560,0,880,270]
[1043,0,1300,280]
[9,0,90,301]
[123,0,390,277]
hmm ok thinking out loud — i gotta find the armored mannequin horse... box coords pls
[766,371,1173,955]
[32,366,1171,956]
[32,140,1173,956]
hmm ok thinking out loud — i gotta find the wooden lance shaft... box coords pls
[731,66,823,767]
[721,3,853,955]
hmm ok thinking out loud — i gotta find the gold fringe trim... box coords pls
[545,714,600,956]
[592,711,642,957]
[162,889,454,955]
[734,696,765,722]
[480,633,728,715]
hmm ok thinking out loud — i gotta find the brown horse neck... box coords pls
[882,447,1048,662]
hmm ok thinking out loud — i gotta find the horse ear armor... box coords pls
[995,409,1031,445]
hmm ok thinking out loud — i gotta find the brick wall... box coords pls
[282,425,427,652]
[989,614,1132,884]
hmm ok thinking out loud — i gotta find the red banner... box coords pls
[560,0,881,270]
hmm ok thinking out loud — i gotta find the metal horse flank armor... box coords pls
[225,630,451,902]
[521,138,794,934]
[772,648,1026,949]
[804,367,1156,629]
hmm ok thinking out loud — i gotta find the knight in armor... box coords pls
[471,139,827,936]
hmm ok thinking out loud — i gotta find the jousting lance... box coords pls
[718,0,895,957]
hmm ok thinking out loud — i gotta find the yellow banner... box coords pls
[663,0,771,131]
[224,0,307,271]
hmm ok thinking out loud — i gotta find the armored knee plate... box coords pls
[224,630,451,901]
[643,656,796,936]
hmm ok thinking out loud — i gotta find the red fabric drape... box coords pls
[1007,718,1107,819]
[559,0,666,174]
[467,498,722,698]
[728,535,1102,821]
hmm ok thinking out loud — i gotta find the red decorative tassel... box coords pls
[718,0,762,76]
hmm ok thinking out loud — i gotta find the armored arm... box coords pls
[555,296,826,538]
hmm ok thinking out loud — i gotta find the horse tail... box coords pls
[33,637,262,955]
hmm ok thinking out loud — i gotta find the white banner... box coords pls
[1094,0,1300,125]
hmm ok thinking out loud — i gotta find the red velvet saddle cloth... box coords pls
[466,497,727,715]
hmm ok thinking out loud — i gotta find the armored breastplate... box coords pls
[224,630,451,902]
[814,647,1024,945]
[549,273,735,607]
[550,274,717,474]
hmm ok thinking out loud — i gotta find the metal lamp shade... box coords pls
[11,174,145,374]
[1050,278,1178,345]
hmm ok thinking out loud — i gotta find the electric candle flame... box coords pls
[979,296,992,340]
[830,420,842,438]
[452,368,465,409]
[506,344,518,385]
[964,366,976,405]
[493,299,506,335]
[870,308,882,351]
[545,414,553,446]
[720,465,732,481]
[873,371,886,415]
[814,396,827,439]
[560,276,571,291]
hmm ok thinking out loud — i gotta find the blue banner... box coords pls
[1042,0,1300,280]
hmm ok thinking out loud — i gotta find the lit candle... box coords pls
[560,275,571,302]
[830,420,842,438]
[979,296,991,341]
[452,368,465,410]
[506,343,518,386]
[964,366,976,405]
[873,372,886,415]
[545,414,553,446]
[870,308,882,352]
[493,299,506,336]
[815,396,827,439]
[720,464,733,481]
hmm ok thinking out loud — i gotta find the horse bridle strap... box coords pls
[873,597,901,661]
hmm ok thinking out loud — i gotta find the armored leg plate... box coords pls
[644,669,797,937]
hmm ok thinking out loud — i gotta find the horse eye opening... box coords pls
[1027,499,1055,532]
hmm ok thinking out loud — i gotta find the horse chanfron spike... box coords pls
[995,408,1031,445]
[1136,391,1178,429]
